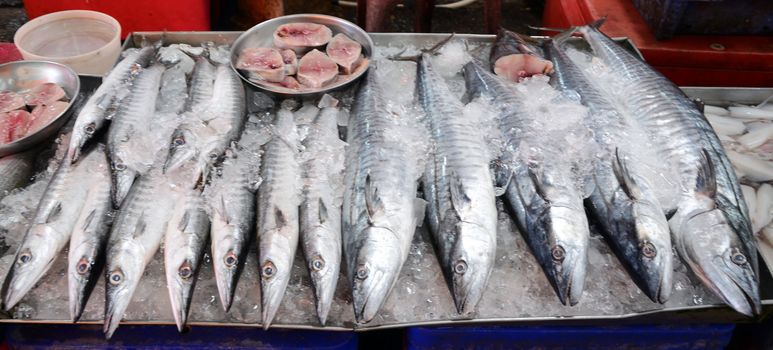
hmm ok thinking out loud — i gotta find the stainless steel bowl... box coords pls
[230,14,374,97]
[0,60,80,157]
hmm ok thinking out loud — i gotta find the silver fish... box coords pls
[343,69,425,323]
[463,60,590,306]
[67,144,113,321]
[542,37,673,303]
[107,64,166,207]
[577,20,760,315]
[103,162,178,339]
[164,181,210,332]
[257,108,301,329]
[165,64,246,181]
[408,51,497,314]
[2,145,108,310]
[0,149,36,201]
[68,46,157,163]
[206,123,263,312]
[186,57,216,112]
[300,97,346,325]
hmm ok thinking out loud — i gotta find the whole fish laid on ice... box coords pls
[392,39,497,314]
[463,59,590,306]
[206,122,264,312]
[541,35,673,303]
[68,45,157,163]
[299,96,346,325]
[107,64,166,207]
[576,19,760,315]
[2,145,109,310]
[164,178,210,331]
[0,149,36,201]
[343,69,425,323]
[185,57,216,113]
[490,29,553,81]
[103,162,178,339]
[257,107,301,329]
[67,144,113,322]
[165,64,246,182]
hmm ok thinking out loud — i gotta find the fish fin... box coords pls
[387,48,420,62]
[695,149,717,199]
[414,198,427,227]
[219,195,230,225]
[552,27,578,46]
[248,176,262,193]
[449,171,472,217]
[318,198,328,224]
[364,173,385,224]
[81,209,98,231]
[133,215,147,238]
[612,148,642,200]
[527,167,550,203]
[44,202,63,224]
[692,98,705,114]
[423,34,455,55]
[588,17,606,29]
[274,206,288,229]
[178,210,190,232]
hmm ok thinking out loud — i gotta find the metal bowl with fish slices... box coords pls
[0,60,80,157]
[230,14,374,97]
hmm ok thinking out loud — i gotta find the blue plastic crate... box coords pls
[1,324,357,350]
[406,324,735,350]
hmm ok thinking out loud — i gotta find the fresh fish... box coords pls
[2,145,107,310]
[299,97,346,325]
[23,82,66,106]
[186,57,216,112]
[463,60,590,306]
[0,149,36,201]
[0,90,25,113]
[490,29,553,82]
[398,45,497,314]
[273,23,333,53]
[343,69,425,323]
[257,107,301,329]
[164,181,210,332]
[576,20,760,315]
[165,64,246,182]
[297,49,339,88]
[67,144,112,321]
[327,34,363,75]
[236,48,287,83]
[542,37,673,303]
[206,123,263,312]
[103,162,178,339]
[68,45,157,163]
[107,64,166,207]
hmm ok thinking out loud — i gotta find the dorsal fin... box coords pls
[274,207,288,228]
[449,171,472,217]
[318,198,328,224]
[45,202,62,224]
[364,173,385,224]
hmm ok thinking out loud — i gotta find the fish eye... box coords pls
[355,265,369,280]
[224,252,238,268]
[108,270,124,285]
[113,162,127,171]
[178,264,193,280]
[208,152,219,159]
[18,251,32,264]
[641,242,657,258]
[311,258,325,271]
[76,258,91,274]
[84,122,96,134]
[454,260,468,274]
[262,261,276,278]
[731,252,747,265]
[173,135,186,146]
[551,245,566,261]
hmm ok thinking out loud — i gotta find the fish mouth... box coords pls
[695,255,761,317]
[214,266,236,312]
[309,267,337,325]
[68,275,89,322]
[353,268,389,323]
[104,288,131,339]
[168,280,194,332]
[164,146,196,175]
[260,274,291,330]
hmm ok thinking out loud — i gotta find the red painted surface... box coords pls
[0,43,23,64]
[543,0,773,87]
[24,0,211,39]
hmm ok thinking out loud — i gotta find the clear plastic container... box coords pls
[14,10,121,76]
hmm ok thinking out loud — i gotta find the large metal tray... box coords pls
[0,32,769,332]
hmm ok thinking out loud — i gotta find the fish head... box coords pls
[259,234,295,329]
[3,225,61,309]
[166,255,198,331]
[350,226,403,324]
[110,153,137,207]
[103,249,143,338]
[629,199,673,303]
[210,219,248,312]
[305,225,341,325]
[678,208,760,316]
[448,221,496,315]
[67,243,102,321]
[164,127,199,174]
[538,204,589,306]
